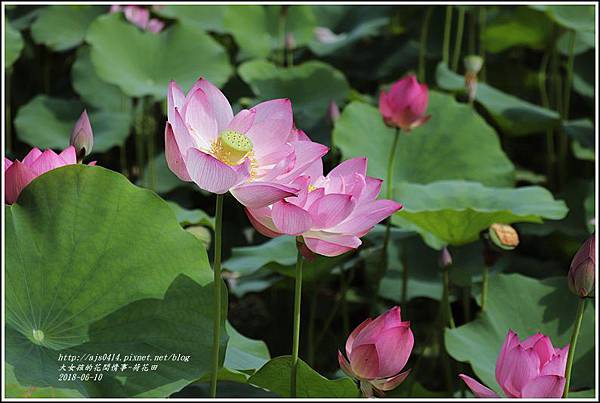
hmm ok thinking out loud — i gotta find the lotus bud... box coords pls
[338,306,413,397]
[70,110,94,161]
[438,246,453,269]
[328,100,340,124]
[147,18,164,33]
[314,26,339,44]
[488,223,519,251]
[464,55,484,75]
[378,75,431,131]
[568,235,595,298]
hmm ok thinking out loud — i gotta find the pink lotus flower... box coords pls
[165,78,328,208]
[568,235,595,298]
[459,330,569,398]
[245,157,402,257]
[338,306,414,397]
[379,75,431,131]
[110,5,164,33]
[4,146,97,205]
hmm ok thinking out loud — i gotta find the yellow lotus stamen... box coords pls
[211,130,253,166]
[308,184,317,192]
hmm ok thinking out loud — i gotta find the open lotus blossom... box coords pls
[165,78,328,208]
[110,4,164,33]
[245,157,402,257]
[459,330,569,398]
[379,75,430,131]
[4,146,96,205]
[338,306,414,397]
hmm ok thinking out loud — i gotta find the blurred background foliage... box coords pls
[4,4,596,398]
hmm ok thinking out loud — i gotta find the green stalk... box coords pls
[478,7,486,81]
[307,288,318,366]
[134,98,145,181]
[6,71,12,151]
[209,194,224,398]
[481,266,489,311]
[538,50,555,188]
[468,11,476,55]
[558,30,576,188]
[451,6,466,72]
[462,285,471,323]
[145,99,156,191]
[119,144,128,176]
[290,247,304,397]
[278,7,287,67]
[341,270,350,336]
[442,268,455,328]
[562,298,586,398]
[418,7,433,82]
[442,6,453,65]
[401,249,409,307]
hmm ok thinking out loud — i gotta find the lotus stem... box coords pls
[478,7,486,81]
[451,6,465,72]
[462,285,471,323]
[6,71,12,151]
[558,30,576,188]
[119,144,128,176]
[291,246,304,397]
[418,7,433,82]
[209,193,224,398]
[562,298,586,398]
[442,267,455,328]
[401,249,409,307]
[442,6,453,65]
[481,265,489,311]
[538,50,555,189]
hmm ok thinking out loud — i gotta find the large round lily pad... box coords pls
[155,5,228,32]
[332,92,515,194]
[393,180,568,247]
[31,5,104,51]
[5,165,226,397]
[445,273,595,394]
[86,13,233,99]
[14,95,131,152]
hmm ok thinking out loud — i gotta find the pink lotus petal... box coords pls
[4,160,37,204]
[521,375,565,398]
[230,181,298,209]
[70,110,94,157]
[21,148,42,166]
[308,193,354,229]
[29,149,65,176]
[227,109,256,134]
[458,374,499,398]
[123,5,150,30]
[244,207,282,238]
[245,99,293,157]
[271,200,312,236]
[530,335,555,366]
[165,123,191,181]
[332,199,402,236]
[59,146,77,165]
[346,318,373,357]
[375,325,414,378]
[540,346,569,377]
[303,232,361,257]
[502,345,541,398]
[338,350,354,378]
[5,157,13,171]
[349,343,380,380]
[183,88,219,146]
[168,80,186,123]
[171,107,200,152]
[185,148,249,194]
[327,157,368,180]
[277,140,329,183]
[495,329,520,388]
[187,78,234,133]
[375,369,411,391]
[147,18,164,33]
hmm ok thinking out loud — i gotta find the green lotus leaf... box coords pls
[332,92,515,195]
[31,5,104,51]
[72,46,132,113]
[248,356,359,398]
[445,273,596,395]
[393,180,568,247]
[5,165,226,397]
[5,17,24,69]
[482,7,552,53]
[86,13,233,99]
[543,5,595,32]
[14,95,131,152]
[436,63,561,136]
[167,201,214,229]
[239,59,350,136]
[154,5,228,32]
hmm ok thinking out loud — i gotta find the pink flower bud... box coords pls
[147,18,164,33]
[70,110,94,159]
[328,100,340,124]
[568,235,595,298]
[285,32,296,50]
[378,75,431,132]
[338,306,413,397]
[460,330,568,398]
[439,246,453,268]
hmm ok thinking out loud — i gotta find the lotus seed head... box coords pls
[212,130,253,165]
